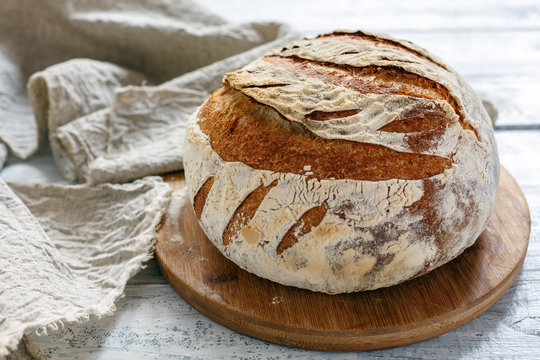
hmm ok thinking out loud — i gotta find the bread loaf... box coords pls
[183,30,499,293]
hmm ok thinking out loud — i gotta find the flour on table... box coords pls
[167,186,188,243]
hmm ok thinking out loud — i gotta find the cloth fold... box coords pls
[86,86,208,184]
[0,177,171,357]
[27,27,297,183]
[27,59,149,140]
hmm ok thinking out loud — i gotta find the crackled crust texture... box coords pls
[183,30,499,293]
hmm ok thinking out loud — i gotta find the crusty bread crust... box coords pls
[183,30,499,293]
[198,86,452,181]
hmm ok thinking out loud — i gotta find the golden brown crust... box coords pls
[198,86,452,182]
[193,176,214,220]
[305,109,362,121]
[379,106,449,133]
[380,106,451,153]
[222,180,278,246]
[276,204,328,254]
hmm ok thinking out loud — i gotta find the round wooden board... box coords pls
[155,166,530,351]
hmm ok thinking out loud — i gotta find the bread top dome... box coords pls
[183,30,499,293]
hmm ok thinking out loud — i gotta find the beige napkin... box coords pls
[0,177,171,357]
[0,0,298,356]
[29,31,296,183]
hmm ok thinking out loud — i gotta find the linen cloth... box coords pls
[0,0,298,356]
[0,177,171,357]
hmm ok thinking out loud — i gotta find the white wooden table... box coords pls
[6,0,540,358]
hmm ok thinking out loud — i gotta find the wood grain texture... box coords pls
[154,166,529,351]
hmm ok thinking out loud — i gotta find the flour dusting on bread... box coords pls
[183,30,499,293]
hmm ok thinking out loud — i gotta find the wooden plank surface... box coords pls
[196,0,540,33]
[18,0,540,358]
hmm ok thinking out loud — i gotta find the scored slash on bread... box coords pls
[183,30,499,293]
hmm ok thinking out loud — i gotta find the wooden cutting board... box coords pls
[155,166,530,351]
